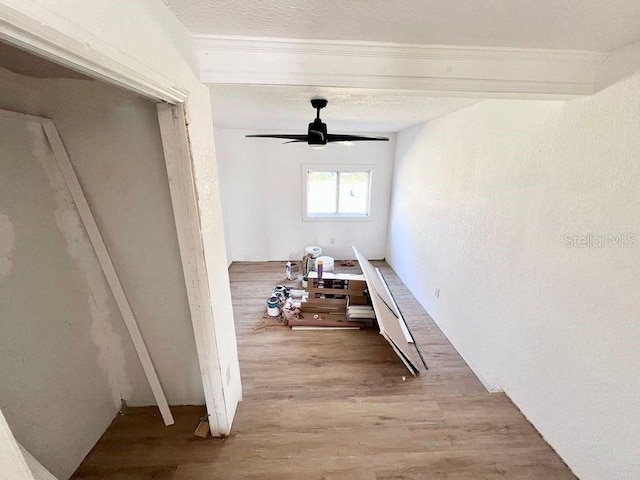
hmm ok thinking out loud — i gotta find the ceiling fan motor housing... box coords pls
[308,119,328,145]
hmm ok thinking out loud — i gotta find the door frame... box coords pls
[0,5,231,435]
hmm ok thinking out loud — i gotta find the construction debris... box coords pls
[194,417,209,438]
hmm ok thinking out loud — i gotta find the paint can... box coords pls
[267,296,280,317]
[275,284,287,295]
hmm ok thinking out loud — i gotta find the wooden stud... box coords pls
[156,103,228,436]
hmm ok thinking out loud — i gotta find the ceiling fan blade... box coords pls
[326,134,389,142]
[245,101,389,147]
[245,134,309,140]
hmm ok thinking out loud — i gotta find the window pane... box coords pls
[338,172,369,215]
[307,171,337,214]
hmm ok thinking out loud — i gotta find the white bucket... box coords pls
[316,256,334,272]
[305,245,322,258]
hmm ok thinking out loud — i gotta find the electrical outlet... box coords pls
[434,286,440,299]
[226,366,231,385]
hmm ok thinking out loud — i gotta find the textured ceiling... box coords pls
[166,0,640,52]
[209,85,480,133]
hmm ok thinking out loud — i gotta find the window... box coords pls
[303,166,372,220]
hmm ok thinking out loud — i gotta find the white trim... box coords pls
[194,35,607,99]
[0,4,188,103]
[302,164,373,222]
[39,118,174,426]
[194,35,605,62]
[156,104,230,436]
[199,72,594,98]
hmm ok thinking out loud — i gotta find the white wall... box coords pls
[0,67,204,404]
[215,128,396,262]
[0,66,204,477]
[0,0,242,434]
[0,112,124,479]
[387,73,640,480]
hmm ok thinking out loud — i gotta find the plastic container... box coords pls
[315,255,334,273]
[317,258,323,278]
[305,245,322,258]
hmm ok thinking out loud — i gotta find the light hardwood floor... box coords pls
[72,261,576,479]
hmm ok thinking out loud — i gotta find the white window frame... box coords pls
[302,164,373,221]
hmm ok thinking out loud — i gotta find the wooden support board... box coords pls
[289,317,366,328]
[352,246,420,376]
[41,120,174,426]
[156,104,227,435]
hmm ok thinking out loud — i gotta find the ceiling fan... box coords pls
[245,98,389,148]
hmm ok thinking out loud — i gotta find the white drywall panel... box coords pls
[387,73,640,479]
[214,127,395,261]
[0,115,121,479]
[0,67,203,406]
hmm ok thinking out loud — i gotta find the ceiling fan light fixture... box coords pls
[310,144,327,150]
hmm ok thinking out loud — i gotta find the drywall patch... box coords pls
[28,122,132,405]
[0,213,16,279]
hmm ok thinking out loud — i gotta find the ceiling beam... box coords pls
[194,35,607,99]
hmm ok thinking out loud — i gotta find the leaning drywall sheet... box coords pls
[352,246,419,375]
[375,267,413,343]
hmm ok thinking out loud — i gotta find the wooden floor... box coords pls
[72,261,576,479]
